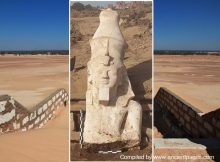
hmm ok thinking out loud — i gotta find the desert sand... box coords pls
[0,55,69,162]
[0,106,68,162]
[154,55,220,113]
[0,55,68,108]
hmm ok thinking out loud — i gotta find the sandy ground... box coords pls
[154,55,220,113]
[0,55,68,108]
[0,106,69,162]
[0,55,69,162]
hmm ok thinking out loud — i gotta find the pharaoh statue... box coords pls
[83,8,142,148]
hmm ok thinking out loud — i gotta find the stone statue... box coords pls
[83,9,142,149]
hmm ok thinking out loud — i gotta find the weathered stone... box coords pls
[173,111,180,119]
[22,116,29,125]
[34,117,40,125]
[191,127,199,137]
[188,109,196,117]
[196,114,203,124]
[168,94,172,100]
[29,111,36,121]
[48,99,52,106]
[170,101,174,107]
[38,107,43,115]
[204,122,214,133]
[170,108,175,114]
[182,104,188,111]
[173,105,178,111]
[184,113,190,122]
[40,113,45,120]
[28,124,33,129]
[83,9,142,148]
[171,96,176,103]
[146,128,152,139]
[179,117,185,126]
[185,123,191,131]
[177,100,182,108]
[216,121,220,130]
[0,109,15,125]
[0,101,7,113]
[191,120,198,128]
[154,138,220,149]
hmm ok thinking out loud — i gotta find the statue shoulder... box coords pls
[128,100,142,109]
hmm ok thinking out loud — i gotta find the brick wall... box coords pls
[202,109,220,137]
[0,89,68,134]
[154,87,220,138]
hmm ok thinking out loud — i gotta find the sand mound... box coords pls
[0,106,68,162]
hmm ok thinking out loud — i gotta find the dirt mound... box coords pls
[71,22,82,44]
[116,3,152,31]
[71,9,100,18]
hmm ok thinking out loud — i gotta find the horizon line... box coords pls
[154,49,220,52]
[0,49,69,51]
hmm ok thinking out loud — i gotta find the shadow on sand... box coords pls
[127,59,152,101]
[189,139,220,161]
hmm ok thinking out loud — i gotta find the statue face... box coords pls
[88,55,121,106]
[88,38,131,106]
[89,55,121,89]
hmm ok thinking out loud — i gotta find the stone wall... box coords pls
[154,87,220,138]
[0,89,68,134]
[202,109,220,137]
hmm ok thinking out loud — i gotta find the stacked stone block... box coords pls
[154,87,219,138]
[0,88,68,134]
[202,108,220,138]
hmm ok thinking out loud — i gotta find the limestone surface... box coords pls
[83,9,142,148]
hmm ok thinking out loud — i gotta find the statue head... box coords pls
[88,38,134,107]
[86,9,134,107]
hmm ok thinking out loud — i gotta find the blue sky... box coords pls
[154,0,220,51]
[0,0,69,50]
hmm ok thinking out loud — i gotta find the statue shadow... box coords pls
[127,59,152,101]
[127,59,152,150]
